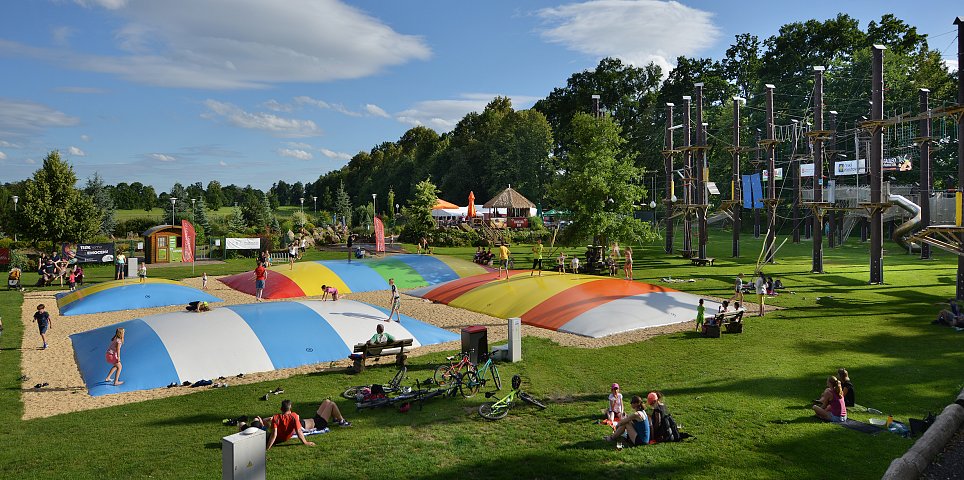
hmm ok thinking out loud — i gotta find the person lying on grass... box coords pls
[604,395,650,448]
[934,299,964,327]
[241,399,352,448]
[812,376,847,423]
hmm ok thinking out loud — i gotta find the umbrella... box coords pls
[467,191,476,218]
[433,198,460,210]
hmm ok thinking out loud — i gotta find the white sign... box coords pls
[761,168,784,182]
[225,237,261,250]
[706,182,720,195]
[800,163,815,178]
[835,159,867,176]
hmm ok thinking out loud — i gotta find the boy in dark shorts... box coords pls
[32,304,52,349]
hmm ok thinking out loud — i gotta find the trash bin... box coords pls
[461,325,488,364]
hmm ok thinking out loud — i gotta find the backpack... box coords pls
[654,405,682,442]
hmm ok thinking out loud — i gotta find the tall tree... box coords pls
[334,180,352,226]
[84,173,116,236]
[205,180,225,210]
[401,178,437,241]
[19,151,99,242]
[551,113,653,244]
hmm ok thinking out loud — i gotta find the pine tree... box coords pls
[85,173,116,236]
[334,181,352,226]
[193,196,211,233]
[227,205,246,232]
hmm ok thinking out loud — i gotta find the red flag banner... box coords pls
[0,248,9,265]
[181,220,195,263]
[374,216,385,253]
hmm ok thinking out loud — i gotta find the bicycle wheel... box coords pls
[390,366,407,389]
[459,371,480,398]
[490,364,502,390]
[519,392,547,410]
[433,364,453,385]
[341,386,363,400]
[479,402,509,420]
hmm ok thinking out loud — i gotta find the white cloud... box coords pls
[365,104,391,118]
[219,160,228,167]
[395,93,541,132]
[320,148,351,160]
[150,153,175,162]
[0,151,6,160]
[278,148,313,160]
[80,134,90,142]
[262,99,293,112]
[40,0,433,89]
[285,141,312,149]
[26,158,36,164]
[202,99,321,137]
[945,59,959,74]
[0,99,79,133]
[536,0,720,75]
[294,96,362,117]
[0,140,22,148]
[68,146,86,156]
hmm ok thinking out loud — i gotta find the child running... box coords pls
[32,304,52,349]
[385,278,401,322]
[104,327,125,386]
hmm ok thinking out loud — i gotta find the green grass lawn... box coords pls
[0,235,962,479]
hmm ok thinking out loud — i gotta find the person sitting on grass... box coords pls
[241,399,351,442]
[604,395,650,448]
[647,391,677,443]
[264,399,316,449]
[837,368,855,408]
[812,376,847,423]
[605,383,624,426]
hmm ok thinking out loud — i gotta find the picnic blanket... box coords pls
[839,419,883,435]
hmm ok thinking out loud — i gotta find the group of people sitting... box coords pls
[812,368,855,423]
[602,384,682,448]
[36,254,83,288]
[473,247,496,265]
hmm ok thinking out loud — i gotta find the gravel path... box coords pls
[923,423,964,480]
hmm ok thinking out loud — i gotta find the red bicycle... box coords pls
[433,352,474,386]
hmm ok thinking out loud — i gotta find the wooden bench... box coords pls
[701,310,745,338]
[350,338,414,373]
[690,257,716,266]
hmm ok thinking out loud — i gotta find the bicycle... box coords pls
[459,351,502,398]
[478,375,546,420]
[341,366,407,400]
[433,352,474,386]
[355,374,461,411]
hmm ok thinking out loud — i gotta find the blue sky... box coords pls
[0,0,959,192]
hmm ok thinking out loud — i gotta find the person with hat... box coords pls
[605,383,625,426]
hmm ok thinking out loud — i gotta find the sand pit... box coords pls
[18,273,778,419]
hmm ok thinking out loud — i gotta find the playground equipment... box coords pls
[56,278,221,316]
[888,194,922,253]
[69,300,458,396]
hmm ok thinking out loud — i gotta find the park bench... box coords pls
[691,257,716,267]
[701,310,745,338]
[350,338,414,373]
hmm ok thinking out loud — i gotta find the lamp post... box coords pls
[191,198,196,222]
[312,196,317,212]
[299,197,304,214]
[11,195,18,242]
[170,197,177,226]
[372,193,377,218]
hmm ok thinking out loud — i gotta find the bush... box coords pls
[10,251,33,271]
[114,218,159,238]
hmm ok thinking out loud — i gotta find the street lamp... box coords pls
[312,195,317,212]
[372,193,377,218]
[170,197,177,226]
[11,195,18,242]
[299,197,304,214]
[191,198,196,222]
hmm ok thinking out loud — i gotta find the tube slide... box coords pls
[888,194,921,253]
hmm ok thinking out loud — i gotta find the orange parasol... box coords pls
[467,191,476,217]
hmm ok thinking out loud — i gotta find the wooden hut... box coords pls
[143,225,183,264]
[483,186,536,228]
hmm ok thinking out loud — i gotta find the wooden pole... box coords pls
[870,45,886,284]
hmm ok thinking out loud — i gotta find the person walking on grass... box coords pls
[253,261,268,302]
[754,271,767,317]
[530,240,543,277]
[623,246,633,280]
[498,243,511,280]
[104,327,124,386]
[386,278,401,322]
[33,304,52,350]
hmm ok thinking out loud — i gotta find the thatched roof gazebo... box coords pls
[483,185,535,218]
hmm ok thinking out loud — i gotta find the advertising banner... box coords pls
[508,217,530,228]
[761,168,784,182]
[76,243,115,263]
[181,220,195,263]
[0,248,9,265]
[834,159,867,176]
[883,155,913,172]
[373,216,385,253]
[799,163,815,177]
[225,237,261,250]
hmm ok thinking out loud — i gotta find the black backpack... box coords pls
[654,405,682,442]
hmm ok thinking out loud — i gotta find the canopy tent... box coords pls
[70,300,459,396]
[56,278,222,316]
[219,254,488,299]
[432,198,460,210]
[408,272,719,338]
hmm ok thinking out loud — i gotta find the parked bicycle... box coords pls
[459,351,502,398]
[341,366,407,400]
[478,375,546,420]
[355,374,461,411]
[433,352,474,386]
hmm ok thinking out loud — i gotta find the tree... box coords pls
[227,205,246,232]
[19,151,99,243]
[193,196,211,233]
[84,173,116,236]
[386,187,395,221]
[401,178,437,242]
[205,180,224,210]
[550,113,654,244]
[334,181,352,226]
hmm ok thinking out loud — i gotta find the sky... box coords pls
[0,0,959,192]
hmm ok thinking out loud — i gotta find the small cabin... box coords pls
[143,225,183,264]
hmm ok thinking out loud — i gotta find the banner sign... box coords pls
[76,243,115,263]
[508,217,529,228]
[225,237,261,250]
[181,220,195,263]
[800,163,815,177]
[0,248,9,265]
[883,155,912,172]
[835,159,867,176]
[374,216,385,253]
[761,168,784,182]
